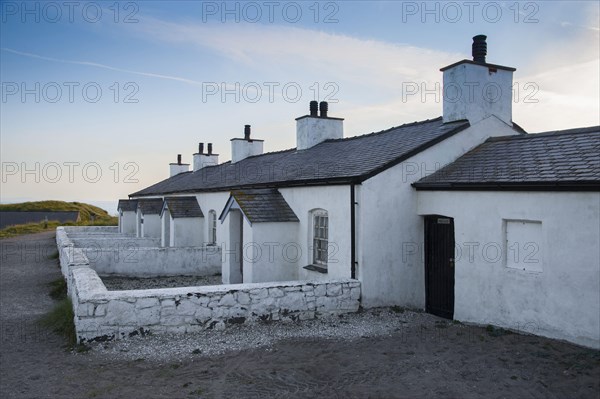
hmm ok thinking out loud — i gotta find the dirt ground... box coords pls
[1,232,598,399]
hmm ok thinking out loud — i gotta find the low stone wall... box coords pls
[69,236,161,249]
[56,227,362,343]
[86,246,221,277]
[63,226,119,233]
[59,227,221,277]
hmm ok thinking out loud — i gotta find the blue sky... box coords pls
[1,1,599,214]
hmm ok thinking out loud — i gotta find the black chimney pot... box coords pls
[177,154,182,165]
[244,125,251,140]
[472,35,487,63]
[207,143,213,155]
[309,100,318,117]
[319,101,328,118]
[199,142,204,154]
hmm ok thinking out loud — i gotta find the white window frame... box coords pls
[311,209,329,268]
[208,210,217,245]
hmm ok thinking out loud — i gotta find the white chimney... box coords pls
[193,142,219,172]
[296,101,343,150]
[169,154,189,177]
[231,125,264,163]
[441,35,515,126]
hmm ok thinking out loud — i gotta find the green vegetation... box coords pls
[40,298,76,347]
[486,324,512,337]
[48,278,68,300]
[0,200,117,239]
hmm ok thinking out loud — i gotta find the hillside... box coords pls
[0,201,113,222]
[0,201,117,238]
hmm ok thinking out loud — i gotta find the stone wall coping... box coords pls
[71,264,358,303]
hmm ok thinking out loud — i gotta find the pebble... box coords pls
[88,308,440,363]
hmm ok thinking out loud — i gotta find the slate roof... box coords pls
[117,199,138,212]
[0,211,80,229]
[162,196,204,218]
[137,198,164,214]
[413,126,600,191]
[131,117,472,196]
[221,189,299,223]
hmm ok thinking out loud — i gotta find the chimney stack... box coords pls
[231,124,264,163]
[296,101,344,150]
[440,35,516,126]
[193,142,219,172]
[169,154,189,177]
[310,100,318,117]
[472,35,487,63]
[319,101,328,118]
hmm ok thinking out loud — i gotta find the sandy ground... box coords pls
[1,232,599,399]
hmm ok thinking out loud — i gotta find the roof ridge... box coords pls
[486,126,600,143]
[534,125,600,136]
[324,116,456,144]
[196,117,457,167]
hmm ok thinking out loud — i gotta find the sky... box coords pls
[1,0,599,214]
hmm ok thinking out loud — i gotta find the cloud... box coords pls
[1,47,205,86]
[128,16,461,92]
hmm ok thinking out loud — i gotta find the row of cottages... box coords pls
[118,36,599,348]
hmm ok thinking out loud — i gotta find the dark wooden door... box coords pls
[424,215,455,319]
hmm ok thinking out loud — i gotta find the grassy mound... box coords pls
[0,200,117,239]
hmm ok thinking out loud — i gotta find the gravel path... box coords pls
[1,232,599,398]
[101,274,222,291]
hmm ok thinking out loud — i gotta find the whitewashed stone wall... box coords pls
[85,246,221,277]
[57,227,361,343]
[58,227,221,277]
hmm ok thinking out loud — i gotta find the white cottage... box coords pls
[117,199,137,235]
[124,36,599,348]
[136,198,163,239]
[160,196,204,247]
[413,127,600,348]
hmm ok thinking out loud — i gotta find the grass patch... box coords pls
[390,306,405,314]
[486,324,512,337]
[0,200,117,239]
[48,278,68,300]
[39,298,76,347]
[47,250,60,260]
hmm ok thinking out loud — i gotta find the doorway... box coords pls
[424,215,455,319]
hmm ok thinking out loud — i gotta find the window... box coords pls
[312,210,328,267]
[208,210,217,245]
[505,219,543,272]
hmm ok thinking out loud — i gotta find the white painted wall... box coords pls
[226,209,245,284]
[118,210,136,235]
[173,217,204,247]
[86,245,221,277]
[443,62,514,125]
[280,185,352,282]
[244,222,300,283]
[417,190,600,349]
[70,236,160,248]
[296,116,343,150]
[359,116,519,308]
[136,210,142,237]
[161,210,172,247]
[169,163,189,177]
[193,153,219,171]
[231,139,264,163]
[141,214,161,239]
